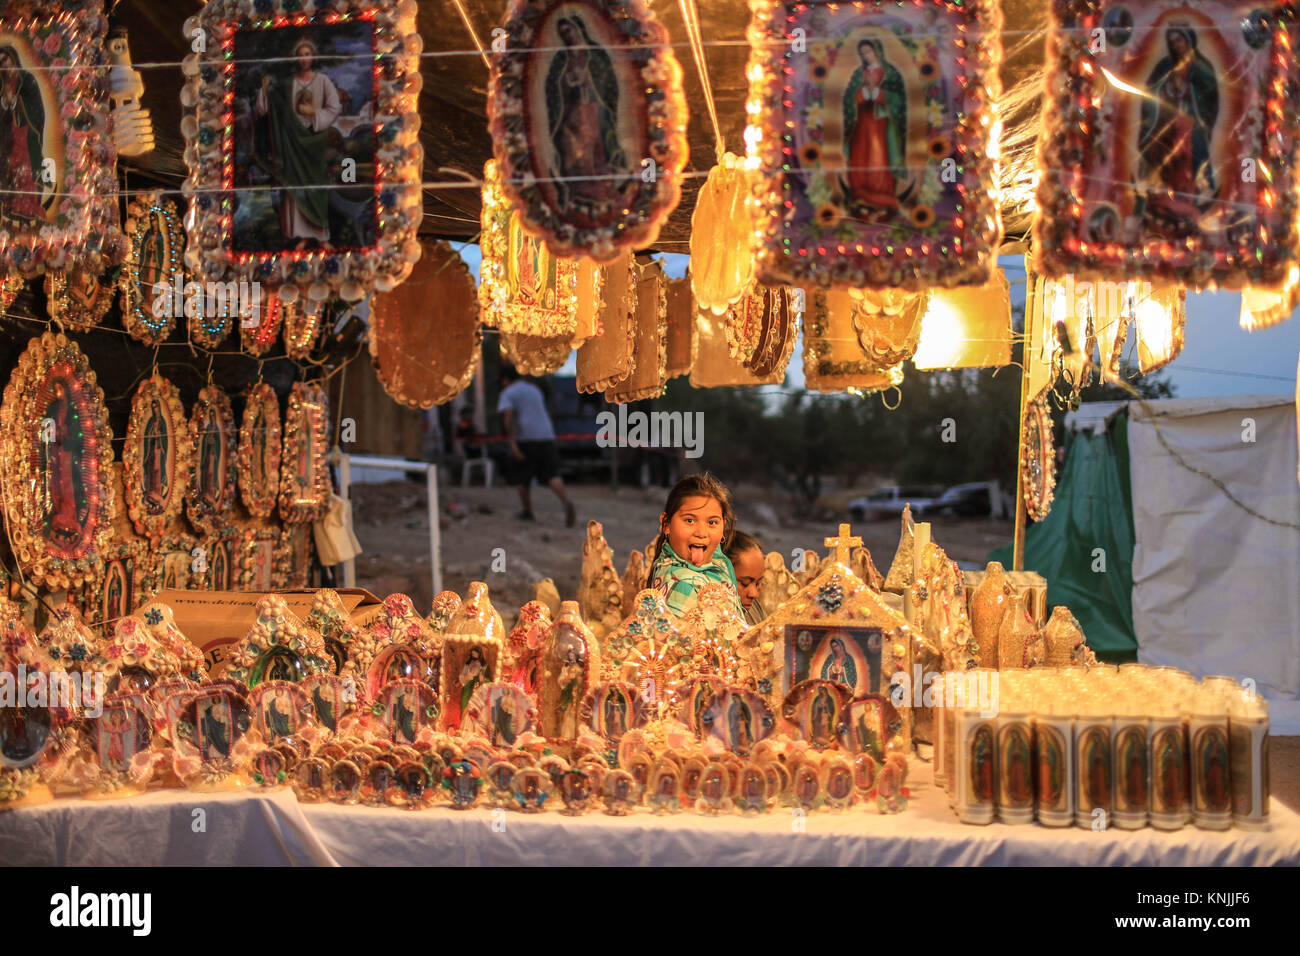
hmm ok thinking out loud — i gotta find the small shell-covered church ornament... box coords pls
[602,590,695,719]
[345,594,442,705]
[304,589,360,677]
[910,541,977,673]
[223,595,331,690]
[742,526,912,746]
[439,583,506,732]
[757,551,799,620]
[506,600,552,696]
[107,602,208,689]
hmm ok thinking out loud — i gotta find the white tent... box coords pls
[1112,395,1300,733]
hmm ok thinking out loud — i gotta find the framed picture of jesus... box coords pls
[1034,0,1300,288]
[744,0,1004,291]
[180,0,423,302]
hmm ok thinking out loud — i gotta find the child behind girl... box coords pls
[724,531,767,627]
[648,474,746,620]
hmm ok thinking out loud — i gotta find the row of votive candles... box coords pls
[932,665,1269,830]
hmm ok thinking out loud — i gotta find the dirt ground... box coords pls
[349,477,1014,622]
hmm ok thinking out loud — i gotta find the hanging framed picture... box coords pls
[501,332,573,377]
[80,541,147,628]
[0,1,124,278]
[576,251,638,393]
[370,239,482,408]
[0,333,115,590]
[45,268,118,332]
[487,0,689,261]
[478,160,581,337]
[237,382,282,519]
[240,294,284,357]
[605,259,667,404]
[123,374,192,543]
[197,527,241,592]
[279,524,314,589]
[186,386,238,536]
[1021,398,1056,523]
[283,299,330,362]
[121,192,185,346]
[238,525,285,592]
[179,0,423,302]
[278,381,330,525]
[744,0,1003,291]
[1034,0,1300,289]
[143,533,199,599]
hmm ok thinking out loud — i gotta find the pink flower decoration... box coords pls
[50,58,66,70]
[106,644,122,659]
[44,32,62,56]
[61,71,79,94]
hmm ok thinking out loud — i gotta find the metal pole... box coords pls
[427,462,442,597]
[1013,272,1036,572]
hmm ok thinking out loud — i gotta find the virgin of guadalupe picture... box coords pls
[142,398,171,510]
[488,0,687,259]
[0,42,54,227]
[1035,0,1300,288]
[585,683,639,742]
[1137,23,1220,236]
[2,336,117,590]
[842,38,911,220]
[744,0,1003,290]
[783,625,881,698]
[232,23,378,252]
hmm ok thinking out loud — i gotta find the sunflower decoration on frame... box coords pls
[743,0,1004,290]
[179,0,424,303]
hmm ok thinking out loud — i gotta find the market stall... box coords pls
[0,0,1297,866]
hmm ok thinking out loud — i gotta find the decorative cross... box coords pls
[824,523,863,567]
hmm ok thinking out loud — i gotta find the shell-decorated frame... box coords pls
[45,268,118,332]
[122,374,190,542]
[237,382,282,519]
[743,0,1003,291]
[179,0,424,303]
[1021,397,1056,523]
[0,333,115,590]
[741,556,912,746]
[0,1,125,278]
[1032,0,1300,290]
[186,385,238,536]
[278,381,330,524]
[487,0,689,261]
[120,192,186,345]
[223,594,332,689]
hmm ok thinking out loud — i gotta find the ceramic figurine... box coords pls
[505,600,551,695]
[622,549,647,613]
[442,760,484,809]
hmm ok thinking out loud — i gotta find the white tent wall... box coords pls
[1128,396,1300,734]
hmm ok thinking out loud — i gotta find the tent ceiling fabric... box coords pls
[119,0,1049,248]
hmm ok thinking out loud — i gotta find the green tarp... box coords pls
[990,411,1138,661]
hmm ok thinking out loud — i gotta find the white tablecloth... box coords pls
[4,765,1298,866]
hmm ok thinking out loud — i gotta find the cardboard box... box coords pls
[155,588,382,678]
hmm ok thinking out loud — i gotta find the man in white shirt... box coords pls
[497,364,576,526]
